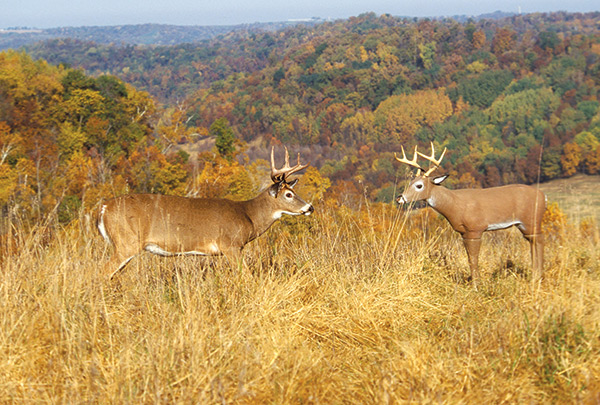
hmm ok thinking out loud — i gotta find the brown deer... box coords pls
[98,147,314,279]
[395,143,546,286]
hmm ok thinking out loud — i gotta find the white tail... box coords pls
[396,142,546,286]
[98,146,313,279]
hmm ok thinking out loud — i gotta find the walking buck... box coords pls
[98,146,314,279]
[396,143,546,286]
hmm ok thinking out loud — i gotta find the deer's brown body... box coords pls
[425,185,545,237]
[396,143,546,286]
[98,147,313,278]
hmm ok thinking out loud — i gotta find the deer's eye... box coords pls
[285,192,294,199]
[415,183,424,190]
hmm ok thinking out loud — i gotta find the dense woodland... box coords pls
[1,11,600,225]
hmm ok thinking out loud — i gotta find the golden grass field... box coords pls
[1,178,599,403]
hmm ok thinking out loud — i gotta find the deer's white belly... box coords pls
[486,220,522,231]
[145,242,220,256]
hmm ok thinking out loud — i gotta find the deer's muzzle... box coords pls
[303,205,314,215]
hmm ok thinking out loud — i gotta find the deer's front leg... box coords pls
[462,237,482,287]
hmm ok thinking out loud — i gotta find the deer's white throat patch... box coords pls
[272,203,313,219]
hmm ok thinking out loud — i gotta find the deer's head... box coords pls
[395,142,448,205]
[268,146,314,218]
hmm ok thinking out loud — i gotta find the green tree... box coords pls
[418,42,437,70]
[488,87,560,135]
[211,117,236,161]
[577,100,599,121]
[541,147,562,181]
[452,70,513,108]
[538,31,560,51]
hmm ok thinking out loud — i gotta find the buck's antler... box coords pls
[417,142,447,177]
[395,145,424,176]
[270,146,309,183]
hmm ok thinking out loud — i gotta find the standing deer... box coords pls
[396,143,546,286]
[98,147,314,279]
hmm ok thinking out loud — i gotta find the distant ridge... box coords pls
[0,20,325,50]
[0,12,519,51]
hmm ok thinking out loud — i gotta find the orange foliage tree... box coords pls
[492,27,517,55]
[560,142,582,176]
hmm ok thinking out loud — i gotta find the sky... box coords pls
[1,0,598,29]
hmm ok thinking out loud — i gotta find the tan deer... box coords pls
[395,143,546,286]
[98,147,314,279]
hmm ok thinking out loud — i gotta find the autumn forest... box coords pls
[1,11,600,224]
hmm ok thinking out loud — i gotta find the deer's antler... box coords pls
[395,145,423,176]
[270,146,309,183]
[416,142,447,177]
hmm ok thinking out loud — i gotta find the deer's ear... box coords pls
[286,178,299,189]
[268,183,280,198]
[432,174,449,185]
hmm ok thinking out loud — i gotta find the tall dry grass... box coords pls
[0,202,599,403]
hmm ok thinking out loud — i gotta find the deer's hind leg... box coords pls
[103,227,144,280]
[523,233,544,281]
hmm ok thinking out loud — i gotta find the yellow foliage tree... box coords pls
[374,89,453,144]
[190,153,248,199]
[127,146,187,196]
[60,88,106,126]
[0,121,22,166]
[123,83,156,124]
[542,202,568,241]
[298,166,331,202]
[0,164,17,205]
[156,104,199,154]
[340,110,376,145]
[58,122,87,160]
[226,166,257,201]
[63,152,92,196]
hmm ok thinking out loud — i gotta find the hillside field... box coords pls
[540,174,600,224]
[0,175,599,403]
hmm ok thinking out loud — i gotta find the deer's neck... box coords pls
[243,191,279,240]
[426,186,459,219]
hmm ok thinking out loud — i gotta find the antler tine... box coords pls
[395,145,424,175]
[270,146,309,183]
[417,142,447,177]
